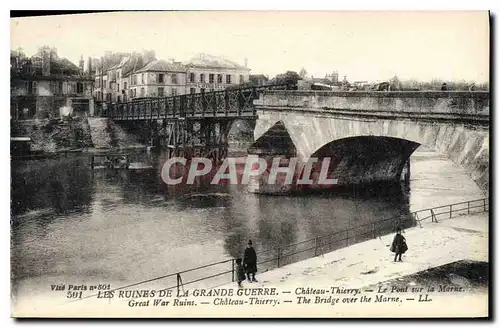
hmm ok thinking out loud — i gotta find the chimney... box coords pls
[87,56,93,75]
[244,57,248,68]
[79,55,84,72]
[169,58,175,64]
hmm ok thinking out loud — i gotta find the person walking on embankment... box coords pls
[243,240,258,282]
[391,228,408,262]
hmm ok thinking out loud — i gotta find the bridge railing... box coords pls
[94,83,293,120]
[74,197,488,301]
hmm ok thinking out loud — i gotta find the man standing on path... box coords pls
[391,228,408,262]
[243,240,258,282]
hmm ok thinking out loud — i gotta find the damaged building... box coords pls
[10,47,95,120]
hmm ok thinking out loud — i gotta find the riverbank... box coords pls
[12,211,488,318]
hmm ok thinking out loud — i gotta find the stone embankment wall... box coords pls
[11,117,144,153]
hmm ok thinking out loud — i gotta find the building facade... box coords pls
[127,60,187,99]
[10,47,94,120]
[184,53,251,94]
[94,52,152,104]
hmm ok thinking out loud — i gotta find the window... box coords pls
[77,82,84,94]
[140,87,145,97]
[117,70,120,79]
[239,75,244,84]
[217,74,223,83]
[96,79,100,88]
[133,89,137,97]
[200,88,205,94]
[117,95,121,103]
[158,87,164,97]
[226,74,232,84]
[133,75,137,85]
[129,89,133,98]
[171,87,177,96]
[190,73,195,82]
[117,83,120,92]
[190,88,196,94]
[58,81,63,94]
[158,74,164,84]
[200,74,205,83]
[141,74,145,84]
[49,81,56,94]
[171,74,177,84]
[31,81,37,95]
[124,82,127,89]
[209,74,214,83]
[109,81,112,89]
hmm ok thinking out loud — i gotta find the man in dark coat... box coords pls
[391,228,407,262]
[243,240,258,282]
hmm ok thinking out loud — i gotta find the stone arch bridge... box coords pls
[247,90,489,195]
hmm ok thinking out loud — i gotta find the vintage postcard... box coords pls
[10,11,490,318]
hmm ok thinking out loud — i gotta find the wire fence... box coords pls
[75,197,488,301]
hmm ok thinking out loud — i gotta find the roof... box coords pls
[310,78,333,85]
[50,57,80,74]
[108,56,131,70]
[134,60,186,73]
[183,53,249,70]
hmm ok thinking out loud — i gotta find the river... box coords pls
[10,146,485,301]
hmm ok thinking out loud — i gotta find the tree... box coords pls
[272,71,300,89]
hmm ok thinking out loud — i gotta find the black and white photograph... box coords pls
[9,10,490,318]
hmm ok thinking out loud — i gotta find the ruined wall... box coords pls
[12,118,94,152]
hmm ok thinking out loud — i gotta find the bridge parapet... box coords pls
[254,91,490,118]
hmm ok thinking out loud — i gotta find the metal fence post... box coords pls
[277,247,281,268]
[176,273,181,296]
[231,259,235,282]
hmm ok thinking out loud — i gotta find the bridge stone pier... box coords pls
[248,91,489,195]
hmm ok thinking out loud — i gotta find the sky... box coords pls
[10,11,490,83]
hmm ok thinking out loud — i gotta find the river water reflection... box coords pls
[10,146,485,297]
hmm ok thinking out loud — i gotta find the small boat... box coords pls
[90,154,130,169]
